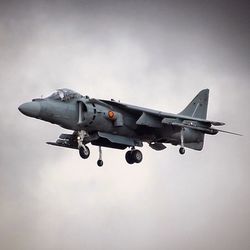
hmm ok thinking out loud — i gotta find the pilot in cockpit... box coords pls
[46,89,82,101]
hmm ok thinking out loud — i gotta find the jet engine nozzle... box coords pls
[18,101,41,118]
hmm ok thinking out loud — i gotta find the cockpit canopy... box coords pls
[46,88,82,101]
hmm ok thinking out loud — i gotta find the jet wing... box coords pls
[101,100,242,136]
[101,100,225,127]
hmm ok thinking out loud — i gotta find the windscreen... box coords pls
[47,89,82,101]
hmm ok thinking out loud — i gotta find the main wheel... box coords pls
[179,147,185,155]
[125,151,134,164]
[79,146,90,159]
[132,150,143,163]
[97,160,103,167]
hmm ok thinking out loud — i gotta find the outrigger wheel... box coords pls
[179,128,185,155]
[179,147,185,155]
[97,146,103,167]
[97,160,103,167]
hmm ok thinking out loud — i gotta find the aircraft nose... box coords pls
[18,102,41,118]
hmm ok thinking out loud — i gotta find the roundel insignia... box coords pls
[108,111,115,119]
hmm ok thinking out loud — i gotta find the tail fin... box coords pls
[179,89,209,119]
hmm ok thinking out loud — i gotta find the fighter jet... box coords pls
[18,88,241,166]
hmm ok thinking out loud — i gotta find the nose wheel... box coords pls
[125,149,143,165]
[79,145,90,159]
[77,130,90,159]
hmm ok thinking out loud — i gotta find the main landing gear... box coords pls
[77,131,143,166]
[125,149,143,165]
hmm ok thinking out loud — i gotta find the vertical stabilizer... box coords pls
[179,89,209,119]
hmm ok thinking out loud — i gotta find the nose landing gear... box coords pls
[78,131,103,166]
[77,130,90,159]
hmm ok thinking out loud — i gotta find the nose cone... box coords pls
[18,102,41,118]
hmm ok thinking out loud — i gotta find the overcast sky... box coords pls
[0,0,249,249]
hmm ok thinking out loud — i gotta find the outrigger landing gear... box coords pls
[77,130,90,159]
[125,148,143,165]
[179,128,185,155]
[97,146,103,167]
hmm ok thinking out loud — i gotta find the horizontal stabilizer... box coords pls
[214,129,242,136]
[161,119,242,136]
[162,116,225,127]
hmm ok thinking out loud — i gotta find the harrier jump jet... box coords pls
[18,89,240,166]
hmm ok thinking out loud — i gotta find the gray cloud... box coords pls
[0,0,249,249]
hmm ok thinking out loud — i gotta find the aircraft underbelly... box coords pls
[135,125,204,145]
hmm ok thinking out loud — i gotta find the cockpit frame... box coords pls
[46,88,82,102]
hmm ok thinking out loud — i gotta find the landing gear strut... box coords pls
[77,130,143,166]
[97,146,103,167]
[125,148,143,165]
[77,130,90,159]
[77,131,104,166]
[179,128,185,155]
